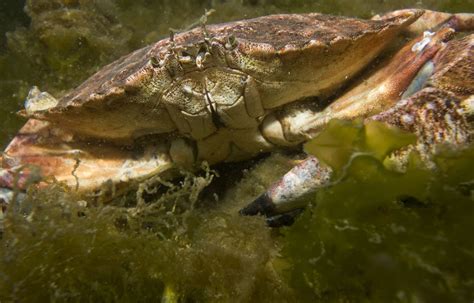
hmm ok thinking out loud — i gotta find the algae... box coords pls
[0,163,289,302]
[284,121,474,302]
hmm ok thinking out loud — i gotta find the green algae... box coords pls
[284,121,474,302]
[0,170,286,302]
[304,119,417,172]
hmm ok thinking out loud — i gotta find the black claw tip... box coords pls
[239,193,276,216]
[265,208,304,228]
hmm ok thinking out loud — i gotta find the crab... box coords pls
[0,9,472,224]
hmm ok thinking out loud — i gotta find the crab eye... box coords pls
[198,44,208,54]
[178,51,194,64]
[225,34,238,50]
[180,50,193,57]
[149,57,160,68]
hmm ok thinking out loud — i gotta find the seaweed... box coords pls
[0,165,288,302]
[282,121,474,302]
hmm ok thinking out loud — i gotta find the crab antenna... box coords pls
[168,30,175,43]
[167,29,179,58]
[168,8,215,49]
[171,8,216,34]
[194,8,215,33]
[200,8,215,40]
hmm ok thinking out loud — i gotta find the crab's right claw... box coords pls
[0,118,177,202]
[0,185,26,231]
[0,165,29,208]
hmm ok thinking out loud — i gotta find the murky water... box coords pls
[0,1,473,302]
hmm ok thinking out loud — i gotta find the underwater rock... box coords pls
[6,0,133,89]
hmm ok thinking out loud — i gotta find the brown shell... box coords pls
[56,10,422,109]
[430,34,474,96]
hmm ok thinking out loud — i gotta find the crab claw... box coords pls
[0,118,176,200]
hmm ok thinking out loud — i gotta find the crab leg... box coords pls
[261,26,454,145]
[239,155,331,217]
[242,88,473,219]
[373,9,474,35]
[242,33,473,221]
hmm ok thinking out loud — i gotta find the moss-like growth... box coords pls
[283,121,474,302]
[0,168,287,302]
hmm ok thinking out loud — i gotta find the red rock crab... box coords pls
[0,9,472,224]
